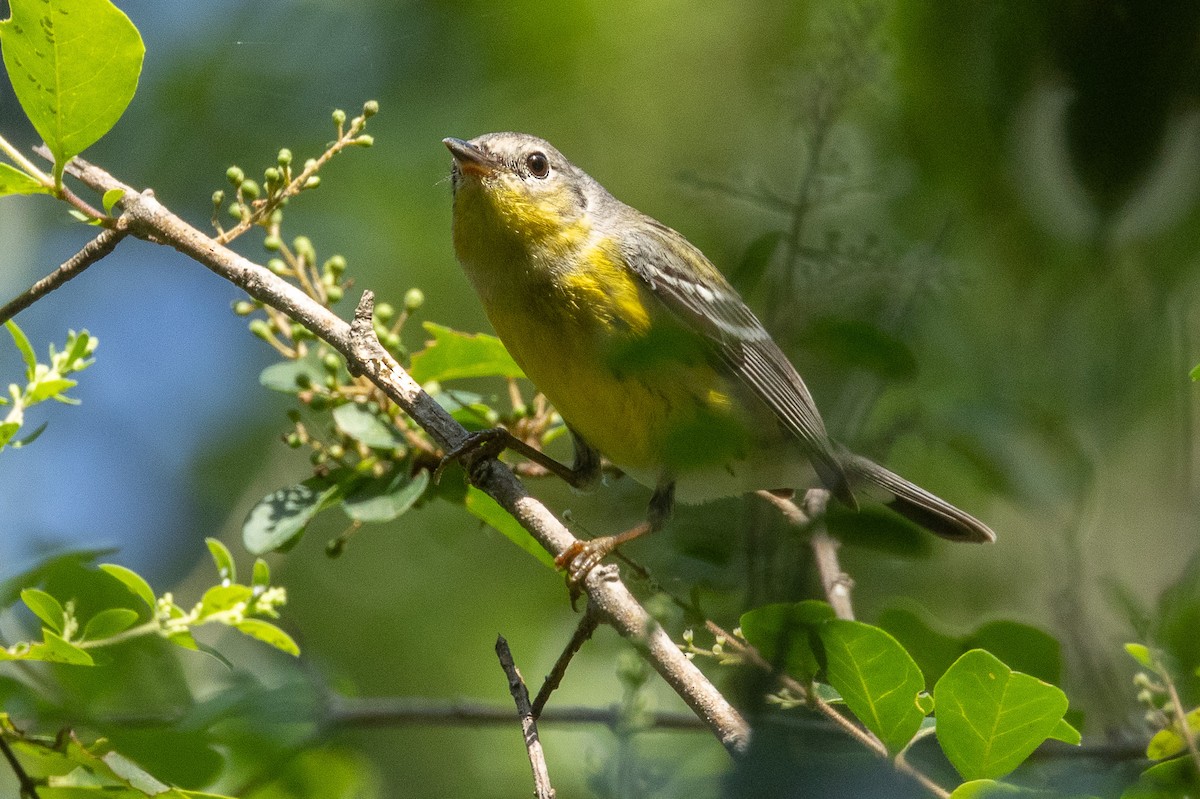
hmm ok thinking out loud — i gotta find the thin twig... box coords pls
[496,636,557,799]
[1163,664,1200,774]
[0,228,128,325]
[0,733,40,799]
[756,488,855,620]
[532,607,600,718]
[44,150,750,755]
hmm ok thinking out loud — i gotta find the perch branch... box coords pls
[496,636,556,799]
[0,228,128,326]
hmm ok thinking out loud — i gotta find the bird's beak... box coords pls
[443,137,498,178]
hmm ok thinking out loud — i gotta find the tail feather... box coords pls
[841,453,995,543]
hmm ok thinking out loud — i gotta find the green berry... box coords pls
[248,319,272,340]
[226,166,245,186]
[325,285,344,303]
[278,148,293,166]
[211,190,225,206]
[293,236,316,264]
[404,288,425,311]
[354,135,374,148]
[332,109,347,126]
[263,235,282,252]
[363,100,379,117]
[285,433,302,448]
[232,300,255,316]
[268,258,288,274]
[240,180,261,200]
[327,444,345,460]
[309,394,330,411]
[374,302,395,323]
[323,353,342,372]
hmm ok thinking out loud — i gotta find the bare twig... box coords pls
[532,607,600,718]
[0,228,128,325]
[0,734,40,799]
[756,488,855,620]
[43,150,749,756]
[1163,664,1200,774]
[496,636,557,799]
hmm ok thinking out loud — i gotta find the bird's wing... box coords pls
[619,218,855,507]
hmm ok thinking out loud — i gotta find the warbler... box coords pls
[443,132,993,576]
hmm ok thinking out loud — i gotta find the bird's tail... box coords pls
[840,452,995,543]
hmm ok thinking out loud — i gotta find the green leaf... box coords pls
[934,649,1071,780]
[464,486,555,568]
[0,0,145,180]
[1192,363,1200,382]
[102,187,124,214]
[1145,707,1200,760]
[0,162,48,196]
[20,587,64,632]
[81,607,139,640]
[198,584,252,617]
[205,537,236,584]
[10,421,47,449]
[28,375,76,403]
[1124,642,1154,668]
[1048,717,1082,746]
[0,421,19,449]
[251,558,270,591]
[1121,756,1199,799]
[950,780,1099,798]
[258,356,326,393]
[234,618,300,656]
[242,476,342,554]
[26,628,93,664]
[332,402,405,449]
[739,601,835,683]
[6,319,37,375]
[342,468,429,523]
[819,619,927,753]
[410,322,524,383]
[99,563,156,609]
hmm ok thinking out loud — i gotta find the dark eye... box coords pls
[526,151,550,178]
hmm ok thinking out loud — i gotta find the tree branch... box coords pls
[533,607,600,718]
[46,151,750,756]
[0,228,128,326]
[0,734,40,799]
[496,636,556,799]
[756,488,855,620]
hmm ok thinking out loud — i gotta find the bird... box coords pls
[442,132,994,579]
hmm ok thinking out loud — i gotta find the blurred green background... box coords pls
[2,0,1200,796]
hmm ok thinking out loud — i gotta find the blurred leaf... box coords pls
[0,0,145,180]
[205,537,236,584]
[259,356,325,394]
[1145,707,1200,760]
[410,322,524,383]
[28,376,77,403]
[819,619,926,753]
[800,316,918,380]
[1153,549,1200,703]
[234,619,300,656]
[0,163,48,195]
[826,505,932,558]
[9,421,48,449]
[968,620,1062,685]
[1124,642,1155,668]
[1120,756,1200,798]
[81,607,139,640]
[878,607,964,690]
[332,402,406,449]
[739,600,835,683]
[244,747,382,799]
[98,564,156,610]
[20,588,65,632]
[730,230,783,295]
[243,476,343,554]
[252,558,270,591]
[463,486,555,568]
[1191,364,1200,381]
[934,649,1072,780]
[342,468,428,523]
[950,780,1098,798]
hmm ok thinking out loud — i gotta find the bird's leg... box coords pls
[556,479,676,588]
[435,425,602,490]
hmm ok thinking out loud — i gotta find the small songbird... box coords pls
[443,133,993,578]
